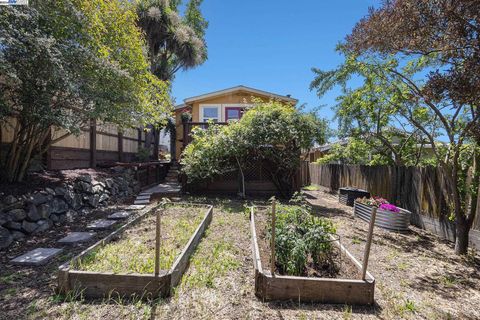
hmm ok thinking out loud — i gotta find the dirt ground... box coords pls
[0,195,479,319]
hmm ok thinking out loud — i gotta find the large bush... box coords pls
[181,100,327,197]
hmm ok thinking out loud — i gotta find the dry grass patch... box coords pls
[76,204,205,274]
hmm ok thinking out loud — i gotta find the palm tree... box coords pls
[136,0,208,160]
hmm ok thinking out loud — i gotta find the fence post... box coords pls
[154,209,161,277]
[118,130,123,162]
[270,198,276,276]
[361,206,377,280]
[89,119,97,168]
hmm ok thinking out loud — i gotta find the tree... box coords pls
[181,100,328,198]
[311,47,479,255]
[0,0,170,182]
[136,0,207,81]
[136,0,208,158]
[343,0,480,255]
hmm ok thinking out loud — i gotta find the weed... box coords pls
[303,184,321,191]
[342,305,352,319]
[351,236,361,245]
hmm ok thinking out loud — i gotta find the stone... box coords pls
[3,195,17,205]
[0,226,13,249]
[126,204,146,210]
[49,214,59,223]
[87,219,116,230]
[64,192,83,210]
[11,230,25,240]
[133,200,150,205]
[56,214,67,224]
[92,185,104,194]
[105,178,114,188]
[31,193,49,206]
[8,209,26,222]
[26,204,41,222]
[0,212,12,226]
[93,181,106,188]
[33,219,51,234]
[107,211,131,220]
[10,248,63,266]
[37,204,51,219]
[136,195,151,200]
[87,194,100,208]
[99,193,109,203]
[58,232,95,244]
[22,220,38,234]
[77,174,92,183]
[65,211,75,222]
[45,187,55,195]
[51,198,68,214]
[5,221,22,231]
[80,181,93,193]
[54,186,67,196]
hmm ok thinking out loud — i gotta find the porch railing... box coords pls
[182,121,228,148]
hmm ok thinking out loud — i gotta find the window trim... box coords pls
[199,104,221,122]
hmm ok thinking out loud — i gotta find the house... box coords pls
[173,85,298,161]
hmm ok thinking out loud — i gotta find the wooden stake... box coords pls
[154,209,161,277]
[361,206,377,280]
[270,198,276,276]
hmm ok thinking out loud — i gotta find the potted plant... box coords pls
[181,111,192,123]
[354,196,411,232]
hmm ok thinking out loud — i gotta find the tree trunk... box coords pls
[455,216,470,255]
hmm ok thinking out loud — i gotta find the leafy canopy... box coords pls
[181,100,328,196]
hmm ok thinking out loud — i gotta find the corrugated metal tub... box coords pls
[354,201,411,233]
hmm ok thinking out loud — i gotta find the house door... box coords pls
[225,107,243,121]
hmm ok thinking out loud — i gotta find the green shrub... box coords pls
[269,204,336,276]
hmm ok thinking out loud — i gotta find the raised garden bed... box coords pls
[250,206,375,305]
[58,202,213,299]
[354,200,410,233]
[339,187,370,206]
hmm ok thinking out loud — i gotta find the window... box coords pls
[201,106,219,122]
[225,107,243,122]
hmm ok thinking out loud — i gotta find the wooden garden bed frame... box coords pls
[250,207,375,305]
[58,203,213,299]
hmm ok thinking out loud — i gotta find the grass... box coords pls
[77,204,206,273]
[302,184,321,191]
[182,214,242,288]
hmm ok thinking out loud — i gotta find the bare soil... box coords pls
[254,207,360,279]
[0,195,479,319]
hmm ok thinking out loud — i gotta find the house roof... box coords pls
[180,85,298,106]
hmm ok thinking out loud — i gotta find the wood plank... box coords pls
[67,271,170,298]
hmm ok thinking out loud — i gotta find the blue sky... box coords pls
[173,0,379,127]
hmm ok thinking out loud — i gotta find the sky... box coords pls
[172,0,379,127]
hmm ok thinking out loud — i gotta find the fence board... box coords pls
[307,164,480,239]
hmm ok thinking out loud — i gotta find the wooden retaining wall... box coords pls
[306,163,480,246]
[1,117,157,170]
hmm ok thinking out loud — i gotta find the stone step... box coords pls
[58,232,95,244]
[107,211,131,220]
[134,199,150,205]
[126,204,146,210]
[87,219,116,230]
[11,248,63,266]
[136,195,151,200]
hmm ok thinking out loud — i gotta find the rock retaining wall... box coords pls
[0,167,140,250]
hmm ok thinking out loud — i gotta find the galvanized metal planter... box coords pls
[339,187,370,207]
[354,201,411,233]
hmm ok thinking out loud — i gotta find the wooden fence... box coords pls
[306,163,480,246]
[1,117,156,170]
